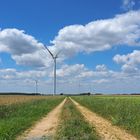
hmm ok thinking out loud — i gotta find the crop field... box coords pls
[0,95,139,140]
[0,95,64,140]
[0,95,53,105]
[73,95,140,139]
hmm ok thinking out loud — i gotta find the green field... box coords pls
[55,98,100,140]
[0,95,139,140]
[73,95,140,139]
[0,96,64,140]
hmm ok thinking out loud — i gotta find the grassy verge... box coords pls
[0,96,64,140]
[55,98,100,140]
[73,96,140,139]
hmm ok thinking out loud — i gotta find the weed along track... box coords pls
[17,98,66,140]
[0,96,64,140]
[70,97,138,140]
[2,96,139,140]
[55,98,100,140]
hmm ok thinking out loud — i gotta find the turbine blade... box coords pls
[55,50,61,58]
[44,45,54,58]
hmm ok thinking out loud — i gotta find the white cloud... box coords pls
[0,28,53,68]
[96,64,107,71]
[77,71,94,79]
[55,64,87,78]
[55,63,140,93]
[0,11,140,93]
[51,10,140,59]
[0,62,140,93]
[1,11,140,68]
[113,50,140,72]
[122,0,136,11]
[0,68,54,93]
[92,79,109,84]
[0,68,48,80]
[0,28,40,54]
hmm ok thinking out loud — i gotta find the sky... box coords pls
[0,0,140,94]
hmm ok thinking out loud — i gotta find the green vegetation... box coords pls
[73,95,140,139]
[55,98,100,140]
[0,96,64,140]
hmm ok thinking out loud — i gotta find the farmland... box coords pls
[73,95,140,139]
[0,95,139,140]
[0,95,51,105]
[0,95,64,140]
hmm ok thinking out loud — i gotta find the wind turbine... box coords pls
[43,45,60,96]
[35,80,38,95]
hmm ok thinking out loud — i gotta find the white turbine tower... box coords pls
[43,45,60,96]
[35,80,38,94]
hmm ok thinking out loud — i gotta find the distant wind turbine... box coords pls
[43,45,60,96]
[35,80,38,94]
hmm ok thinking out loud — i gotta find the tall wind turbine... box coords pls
[35,80,38,94]
[43,45,60,96]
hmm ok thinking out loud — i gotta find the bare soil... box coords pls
[71,98,138,140]
[17,98,66,140]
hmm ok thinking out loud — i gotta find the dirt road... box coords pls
[17,98,66,140]
[70,98,137,140]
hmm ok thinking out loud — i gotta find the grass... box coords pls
[0,96,64,140]
[73,95,140,139]
[55,98,100,140]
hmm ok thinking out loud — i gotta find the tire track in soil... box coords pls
[17,98,66,140]
[70,97,138,140]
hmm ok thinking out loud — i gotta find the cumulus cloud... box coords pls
[1,10,140,68]
[1,10,140,93]
[54,63,140,93]
[0,62,140,93]
[55,64,88,78]
[51,10,140,58]
[96,64,108,71]
[0,68,53,93]
[0,28,41,54]
[0,28,53,67]
[56,64,113,81]
[0,68,47,80]
[113,50,140,72]
[122,0,136,11]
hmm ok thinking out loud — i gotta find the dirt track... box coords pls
[17,98,66,140]
[70,98,138,140]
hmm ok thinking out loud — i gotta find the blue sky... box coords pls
[0,0,140,94]
[0,0,122,41]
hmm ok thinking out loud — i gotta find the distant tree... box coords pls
[87,92,91,96]
[60,93,64,95]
